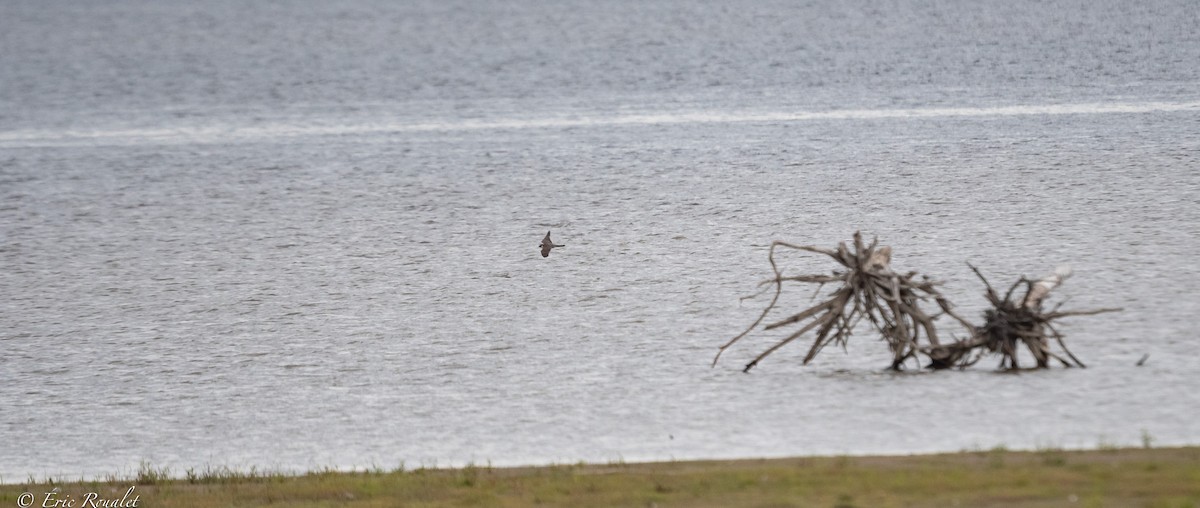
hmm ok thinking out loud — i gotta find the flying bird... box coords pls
[540,231,564,258]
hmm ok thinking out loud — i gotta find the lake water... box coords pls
[2,0,1199,480]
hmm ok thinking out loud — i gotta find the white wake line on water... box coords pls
[3,100,1199,147]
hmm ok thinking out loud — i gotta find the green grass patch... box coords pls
[2,447,1197,508]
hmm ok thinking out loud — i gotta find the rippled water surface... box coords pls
[2,0,1199,479]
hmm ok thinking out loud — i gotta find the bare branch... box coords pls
[1044,307,1124,320]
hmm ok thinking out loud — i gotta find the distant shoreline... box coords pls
[4,446,1197,507]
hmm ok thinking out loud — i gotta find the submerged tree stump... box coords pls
[714,232,1121,372]
[713,232,974,372]
[923,264,1122,370]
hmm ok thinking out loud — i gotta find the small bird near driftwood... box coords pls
[540,231,564,258]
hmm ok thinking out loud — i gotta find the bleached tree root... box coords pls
[922,264,1122,370]
[714,232,1120,372]
[714,232,972,372]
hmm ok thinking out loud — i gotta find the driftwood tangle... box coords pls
[714,232,1121,372]
[923,264,1122,370]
